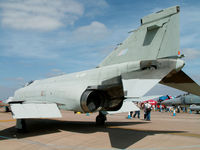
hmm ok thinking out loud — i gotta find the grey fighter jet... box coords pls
[161,94,200,106]
[8,6,200,131]
[161,94,200,113]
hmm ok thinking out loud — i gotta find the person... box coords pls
[143,103,146,120]
[177,105,180,113]
[144,109,146,120]
[130,111,133,118]
[159,104,162,112]
[133,110,140,118]
[144,101,152,121]
[152,105,155,111]
[133,102,140,118]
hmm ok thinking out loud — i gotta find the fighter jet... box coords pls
[161,94,200,113]
[7,6,200,131]
[161,94,200,106]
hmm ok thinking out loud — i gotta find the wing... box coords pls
[10,103,62,119]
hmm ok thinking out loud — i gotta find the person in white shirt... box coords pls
[144,101,152,121]
[133,102,140,118]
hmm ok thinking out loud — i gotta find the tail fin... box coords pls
[99,6,180,67]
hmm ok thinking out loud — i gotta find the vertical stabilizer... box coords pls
[99,6,180,67]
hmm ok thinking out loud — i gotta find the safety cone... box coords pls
[173,108,176,116]
[128,112,131,119]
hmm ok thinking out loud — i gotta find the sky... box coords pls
[0,0,200,99]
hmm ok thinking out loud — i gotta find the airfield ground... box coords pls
[0,108,200,150]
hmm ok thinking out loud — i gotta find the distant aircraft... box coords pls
[161,94,200,106]
[161,94,200,113]
[7,6,200,131]
[156,95,173,109]
[125,95,169,109]
[133,95,172,109]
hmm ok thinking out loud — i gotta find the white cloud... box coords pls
[182,48,200,60]
[1,22,108,59]
[7,48,59,59]
[1,34,60,59]
[0,0,84,31]
[0,0,111,59]
[73,21,109,42]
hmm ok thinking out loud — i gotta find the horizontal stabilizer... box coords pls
[11,103,62,119]
[160,70,200,96]
[104,101,140,115]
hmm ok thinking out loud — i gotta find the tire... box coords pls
[96,114,106,125]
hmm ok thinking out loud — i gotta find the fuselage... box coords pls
[13,58,184,112]
[13,61,140,111]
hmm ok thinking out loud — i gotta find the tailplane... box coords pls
[160,70,200,96]
[99,6,180,67]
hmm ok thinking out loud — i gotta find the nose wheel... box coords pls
[96,111,107,125]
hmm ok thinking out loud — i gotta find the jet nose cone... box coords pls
[176,59,185,70]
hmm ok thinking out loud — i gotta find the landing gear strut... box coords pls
[96,111,107,125]
[16,119,27,132]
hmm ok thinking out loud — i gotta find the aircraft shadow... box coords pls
[0,119,184,149]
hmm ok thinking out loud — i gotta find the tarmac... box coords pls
[0,108,200,150]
